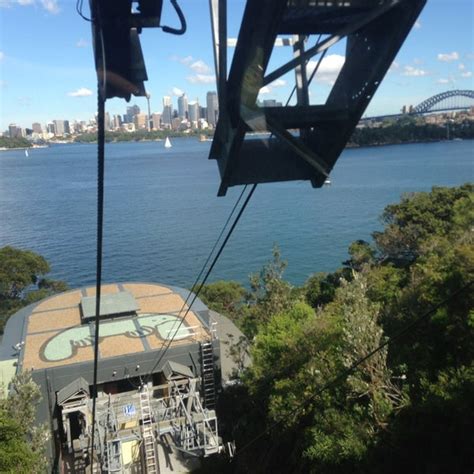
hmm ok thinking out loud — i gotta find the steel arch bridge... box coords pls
[411,89,474,114]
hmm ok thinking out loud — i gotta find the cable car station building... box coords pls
[0,282,224,473]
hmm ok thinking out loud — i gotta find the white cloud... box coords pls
[179,55,194,65]
[18,96,32,106]
[413,58,423,65]
[436,78,451,84]
[0,80,7,88]
[76,38,89,48]
[259,86,271,94]
[68,87,93,97]
[1,0,35,5]
[461,71,472,78]
[41,0,59,13]
[437,51,459,62]
[458,63,466,71]
[414,20,421,29]
[389,61,400,73]
[402,65,428,77]
[172,87,184,96]
[0,51,4,61]
[189,60,211,74]
[187,74,215,84]
[269,78,286,87]
[307,54,345,85]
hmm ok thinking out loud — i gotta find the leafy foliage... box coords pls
[0,372,48,473]
[349,118,474,147]
[200,184,473,474]
[199,280,246,323]
[0,136,32,149]
[0,246,68,333]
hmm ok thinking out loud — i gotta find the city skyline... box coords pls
[0,0,473,129]
[3,88,220,137]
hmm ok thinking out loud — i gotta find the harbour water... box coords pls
[0,139,472,288]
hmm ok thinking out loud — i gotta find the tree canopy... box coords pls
[199,183,474,474]
[0,372,48,473]
[0,246,68,333]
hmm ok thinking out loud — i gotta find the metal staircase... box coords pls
[140,385,159,474]
[200,341,216,409]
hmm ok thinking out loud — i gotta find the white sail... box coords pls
[164,137,172,148]
[25,149,29,157]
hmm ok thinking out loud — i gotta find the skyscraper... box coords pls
[151,113,161,130]
[162,96,173,128]
[177,93,188,119]
[134,113,147,130]
[188,101,199,125]
[8,124,22,138]
[53,120,70,136]
[124,104,140,123]
[32,123,42,133]
[206,91,218,127]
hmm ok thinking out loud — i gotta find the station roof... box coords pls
[2,283,211,372]
[80,291,139,321]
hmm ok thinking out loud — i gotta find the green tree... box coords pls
[0,372,48,473]
[373,184,473,263]
[199,280,246,323]
[0,246,68,333]
[197,184,474,473]
[244,246,295,336]
[238,276,401,473]
[304,269,348,309]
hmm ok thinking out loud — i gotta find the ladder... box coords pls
[140,386,159,474]
[200,341,216,409]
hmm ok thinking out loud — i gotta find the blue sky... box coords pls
[0,0,473,130]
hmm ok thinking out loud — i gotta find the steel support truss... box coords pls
[209,0,427,196]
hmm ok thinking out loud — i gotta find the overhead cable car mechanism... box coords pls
[89,0,186,100]
[209,0,427,195]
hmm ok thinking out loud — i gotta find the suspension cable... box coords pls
[233,280,474,458]
[88,85,106,469]
[145,184,258,382]
[144,34,327,385]
[142,184,250,383]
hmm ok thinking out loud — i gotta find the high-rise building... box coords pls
[53,120,70,136]
[206,91,218,127]
[134,113,147,130]
[124,104,140,123]
[162,96,173,128]
[177,94,188,119]
[8,124,22,138]
[105,112,111,131]
[263,99,282,107]
[46,123,55,134]
[151,113,161,130]
[32,123,43,133]
[188,101,199,125]
[113,115,122,130]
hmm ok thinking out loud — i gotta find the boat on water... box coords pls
[25,149,29,157]
[324,178,331,185]
[164,137,172,148]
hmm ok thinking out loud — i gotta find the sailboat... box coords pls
[164,137,172,148]
[25,149,29,157]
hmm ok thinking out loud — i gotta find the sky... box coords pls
[0,0,473,130]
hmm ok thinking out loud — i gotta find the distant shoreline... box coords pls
[0,145,49,152]
[1,137,469,152]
